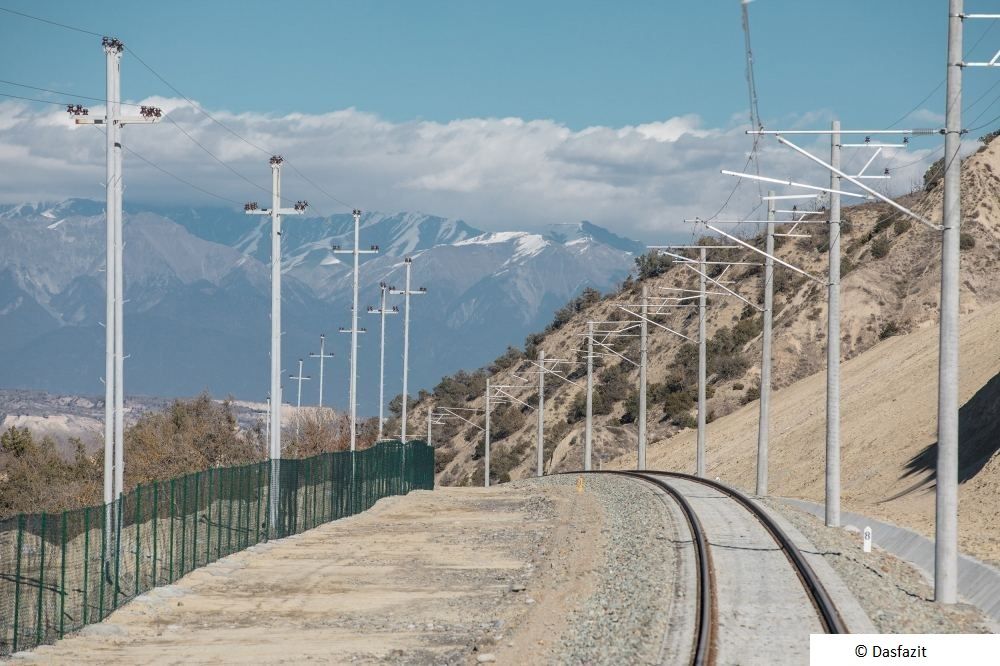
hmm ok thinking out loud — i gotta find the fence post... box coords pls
[217,468,224,558]
[151,481,158,588]
[192,472,200,569]
[12,513,24,653]
[243,466,252,547]
[59,511,68,639]
[205,468,213,564]
[168,479,175,584]
[134,484,142,598]
[236,466,245,549]
[98,503,106,621]
[82,507,90,626]
[112,497,122,610]
[255,462,263,544]
[179,475,188,576]
[226,467,234,553]
[36,511,47,647]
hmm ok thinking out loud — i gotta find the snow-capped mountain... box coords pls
[0,200,640,413]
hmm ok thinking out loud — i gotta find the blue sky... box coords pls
[0,1,980,129]
[0,1,995,240]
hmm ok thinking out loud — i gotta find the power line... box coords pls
[0,91,74,107]
[0,5,350,212]
[0,79,139,107]
[124,46,352,210]
[88,125,243,205]
[885,19,996,130]
[0,5,101,37]
[0,78,274,198]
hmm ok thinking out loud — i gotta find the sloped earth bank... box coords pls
[13,478,680,665]
[613,301,1000,570]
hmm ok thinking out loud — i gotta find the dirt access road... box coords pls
[18,481,618,665]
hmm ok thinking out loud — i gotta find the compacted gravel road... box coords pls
[12,474,990,665]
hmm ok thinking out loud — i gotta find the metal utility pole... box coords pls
[536,349,545,477]
[484,377,492,488]
[585,321,594,471]
[70,37,161,508]
[826,122,842,526]
[757,192,776,496]
[427,409,432,446]
[936,0,963,605]
[697,247,707,478]
[638,286,648,470]
[290,359,310,440]
[390,258,427,442]
[244,157,306,531]
[369,282,398,441]
[309,335,334,408]
[334,210,377,451]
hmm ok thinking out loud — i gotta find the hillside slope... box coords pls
[416,132,1000,567]
[613,300,1000,568]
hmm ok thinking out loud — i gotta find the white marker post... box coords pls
[863,526,873,554]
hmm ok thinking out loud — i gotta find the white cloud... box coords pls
[0,99,945,242]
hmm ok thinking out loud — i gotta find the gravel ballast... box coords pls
[516,474,682,665]
[765,498,996,634]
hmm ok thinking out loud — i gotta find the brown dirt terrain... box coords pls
[18,485,604,665]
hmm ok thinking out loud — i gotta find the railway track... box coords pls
[577,470,847,665]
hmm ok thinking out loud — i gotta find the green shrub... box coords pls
[634,251,673,280]
[870,235,891,259]
[960,232,976,251]
[879,321,902,340]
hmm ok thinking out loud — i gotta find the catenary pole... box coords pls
[102,40,119,511]
[537,349,545,477]
[70,38,162,514]
[309,335,334,408]
[368,283,397,440]
[244,157,306,532]
[585,321,594,471]
[391,260,426,442]
[936,0,962,605]
[697,246,707,477]
[349,211,361,450]
[827,121,842,527]
[638,285,648,470]
[333,210,377,451]
[111,49,124,504]
[290,359,310,440]
[757,191,775,495]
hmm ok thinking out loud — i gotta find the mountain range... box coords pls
[0,199,642,416]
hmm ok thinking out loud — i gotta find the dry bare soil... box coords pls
[19,484,605,665]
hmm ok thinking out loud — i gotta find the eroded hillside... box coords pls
[412,134,1000,536]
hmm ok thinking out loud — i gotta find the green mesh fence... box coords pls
[0,440,434,655]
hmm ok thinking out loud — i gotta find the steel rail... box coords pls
[562,470,715,665]
[640,470,848,635]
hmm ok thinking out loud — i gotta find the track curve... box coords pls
[563,469,847,665]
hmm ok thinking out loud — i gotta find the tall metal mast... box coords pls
[333,210,377,451]
[244,158,306,531]
[368,283,398,441]
[390,258,427,442]
[309,334,334,408]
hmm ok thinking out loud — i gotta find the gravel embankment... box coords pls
[764,499,996,634]
[515,475,679,665]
